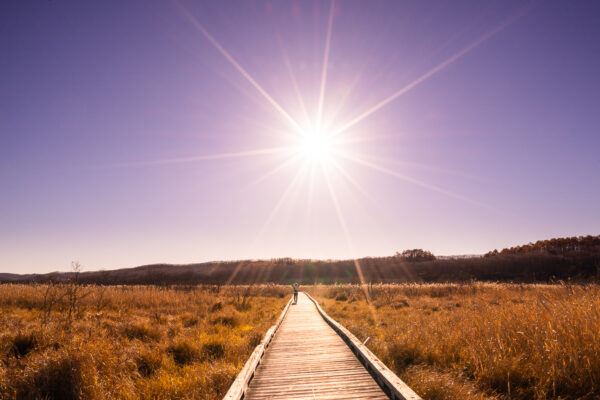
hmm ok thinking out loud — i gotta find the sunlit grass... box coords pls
[0,284,289,400]
[3,283,598,399]
[308,283,600,400]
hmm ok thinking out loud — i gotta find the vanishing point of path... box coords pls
[244,292,389,400]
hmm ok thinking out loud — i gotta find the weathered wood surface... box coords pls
[223,298,292,400]
[243,293,390,400]
[305,293,422,400]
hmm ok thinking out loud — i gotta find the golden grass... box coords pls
[0,284,289,400]
[4,282,598,399]
[307,283,600,400]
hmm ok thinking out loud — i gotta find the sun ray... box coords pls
[335,132,398,146]
[322,166,371,302]
[305,163,317,220]
[319,6,408,133]
[394,258,419,283]
[174,1,304,135]
[252,162,309,246]
[225,260,247,285]
[247,154,303,187]
[331,7,533,137]
[95,146,294,169]
[329,158,376,204]
[345,149,485,182]
[321,71,363,133]
[383,157,485,182]
[277,35,312,130]
[230,110,302,142]
[338,152,496,211]
[316,0,335,130]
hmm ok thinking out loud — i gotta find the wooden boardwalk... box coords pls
[244,293,389,400]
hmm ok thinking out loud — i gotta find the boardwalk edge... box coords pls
[305,292,423,400]
[223,296,293,400]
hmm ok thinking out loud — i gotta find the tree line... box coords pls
[5,235,599,285]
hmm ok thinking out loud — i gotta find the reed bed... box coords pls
[307,283,600,400]
[3,282,597,399]
[0,284,289,400]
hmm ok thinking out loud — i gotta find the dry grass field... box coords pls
[0,284,289,400]
[308,283,600,400]
[2,282,599,400]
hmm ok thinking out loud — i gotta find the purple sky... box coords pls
[1,1,599,274]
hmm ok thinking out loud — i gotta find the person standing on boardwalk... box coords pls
[292,282,299,304]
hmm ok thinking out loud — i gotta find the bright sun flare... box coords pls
[297,130,333,163]
[159,2,495,255]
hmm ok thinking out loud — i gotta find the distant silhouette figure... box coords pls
[293,282,299,304]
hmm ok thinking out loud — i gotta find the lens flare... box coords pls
[126,0,515,264]
[297,130,333,164]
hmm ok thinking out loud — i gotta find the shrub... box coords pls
[168,341,199,366]
[247,330,263,348]
[180,313,199,327]
[385,342,421,371]
[211,312,240,327]
[122,323,162,342]
[14,353,91,400]
[8,332,37,358]
[135,350,163,377]
[201,337,226,361]
[206,364,238,395]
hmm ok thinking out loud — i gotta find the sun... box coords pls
[297,129,333,164]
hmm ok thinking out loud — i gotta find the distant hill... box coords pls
[0,273,37,281]
[2,235,599,285]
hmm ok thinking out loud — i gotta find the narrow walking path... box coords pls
[244,293,389,399]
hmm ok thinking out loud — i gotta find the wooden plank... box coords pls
[222,297,293,400]
[305,293,422,400]
[243,293,390,400]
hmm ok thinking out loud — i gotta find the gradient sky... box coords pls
[1,1,599,274]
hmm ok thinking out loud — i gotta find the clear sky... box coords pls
[1,1,599,274]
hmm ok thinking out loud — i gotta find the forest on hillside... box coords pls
[4,235,600,285]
